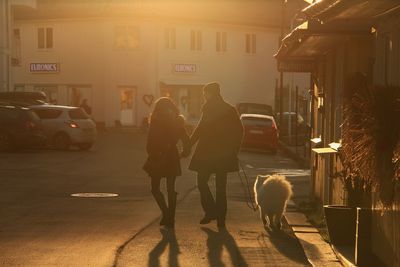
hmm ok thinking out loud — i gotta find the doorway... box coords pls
[119,87,137,126]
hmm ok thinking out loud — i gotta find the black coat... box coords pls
[143,116,190,178]
[189,97,244,173]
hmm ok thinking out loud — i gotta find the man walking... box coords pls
[189,82,244,228]
[80,99,92,115]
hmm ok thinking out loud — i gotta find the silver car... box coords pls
[29,105,97,150]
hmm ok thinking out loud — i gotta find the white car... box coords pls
[29,105,97,150]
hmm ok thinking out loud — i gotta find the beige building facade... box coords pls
[0,0,36,92]
[10,1,309,127]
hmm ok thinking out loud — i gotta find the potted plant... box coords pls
[324,73,373,260]
[324,73,400,266]
[324,164,369,247]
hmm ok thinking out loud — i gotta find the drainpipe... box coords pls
[0,0,11,92]
[8,0,13,92]
[278,0,286,127]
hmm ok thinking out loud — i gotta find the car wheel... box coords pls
[53,133,70,150]
[0,132,13,152]
[78,143,93,151]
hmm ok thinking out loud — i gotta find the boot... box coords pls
[166,192,177,228]
[217,215,226,229]
[199,214,216,225]
[152,190,169,226]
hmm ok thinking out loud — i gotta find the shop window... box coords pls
[190,30,202,51]
[13,85,25,92]
[119,88,136,126]
[245,33,256,54]
[165,28,176,49]
[69,87,92,108]
[38,27,53,49]
[12,29,21,66]
[216,32,227,52]
[34,86,58,104]
[121,90,134,110]
[114,26,140,49]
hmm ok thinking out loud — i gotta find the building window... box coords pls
[12,29,21,66]
[190,30,202,51]
[216,32,227,52]
[38,27,53,49]
[165,28,176,49]
[114,26,140,49]
[245,33,256,54]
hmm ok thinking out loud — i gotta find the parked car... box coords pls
[0,91,48,106]
[236,103,273,116]
[275,112,309,145]
[0,105,46,151]
[240,114,278,154]
[29,105,97,150]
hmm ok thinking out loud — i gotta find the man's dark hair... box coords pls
[203,82,221,97]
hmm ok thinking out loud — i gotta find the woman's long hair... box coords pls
[149,97,180,125]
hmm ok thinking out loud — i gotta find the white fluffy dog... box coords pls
[254,174,293,230]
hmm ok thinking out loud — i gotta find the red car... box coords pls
[240,114,278,154]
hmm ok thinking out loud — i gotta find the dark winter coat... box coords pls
[143,116,190,178]
[189,97,244,173]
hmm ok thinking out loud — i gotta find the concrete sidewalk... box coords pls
[284,208,342,267]
[279,141,310,169]
[114,183,310,267]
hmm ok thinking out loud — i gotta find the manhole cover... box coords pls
[71,193,119,198]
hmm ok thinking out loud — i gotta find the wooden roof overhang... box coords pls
[275,20,370,73]
[303,0,400,23]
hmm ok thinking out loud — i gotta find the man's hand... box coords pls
[180,149,191,158]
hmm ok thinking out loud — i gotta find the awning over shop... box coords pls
[303,0,400,23]
[275,19,370,72]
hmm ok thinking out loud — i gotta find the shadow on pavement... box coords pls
[261,228,309,265]
[148,228,180,267]
[201,227,248,267]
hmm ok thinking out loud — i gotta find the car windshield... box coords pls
[242,117,273,127]
[68,108,89,119]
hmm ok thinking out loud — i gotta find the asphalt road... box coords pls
[0,130,310,266]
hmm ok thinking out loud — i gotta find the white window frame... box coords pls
[245,33,256,54]
[190,30,202,51]
[37,27,53,50]
[114,25,140,50]
[216,32,227,52]
[165,28,176,49]
[12,28,21,65]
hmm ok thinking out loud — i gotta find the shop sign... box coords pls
[30,63,59,73]
[174,64,196,73]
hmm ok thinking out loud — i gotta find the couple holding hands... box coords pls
[143,82,244,229]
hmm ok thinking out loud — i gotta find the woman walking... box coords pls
[143,97,191,228]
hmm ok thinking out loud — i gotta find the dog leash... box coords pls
[237,161,258,212]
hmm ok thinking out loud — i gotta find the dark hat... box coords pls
[203,82,221,96]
